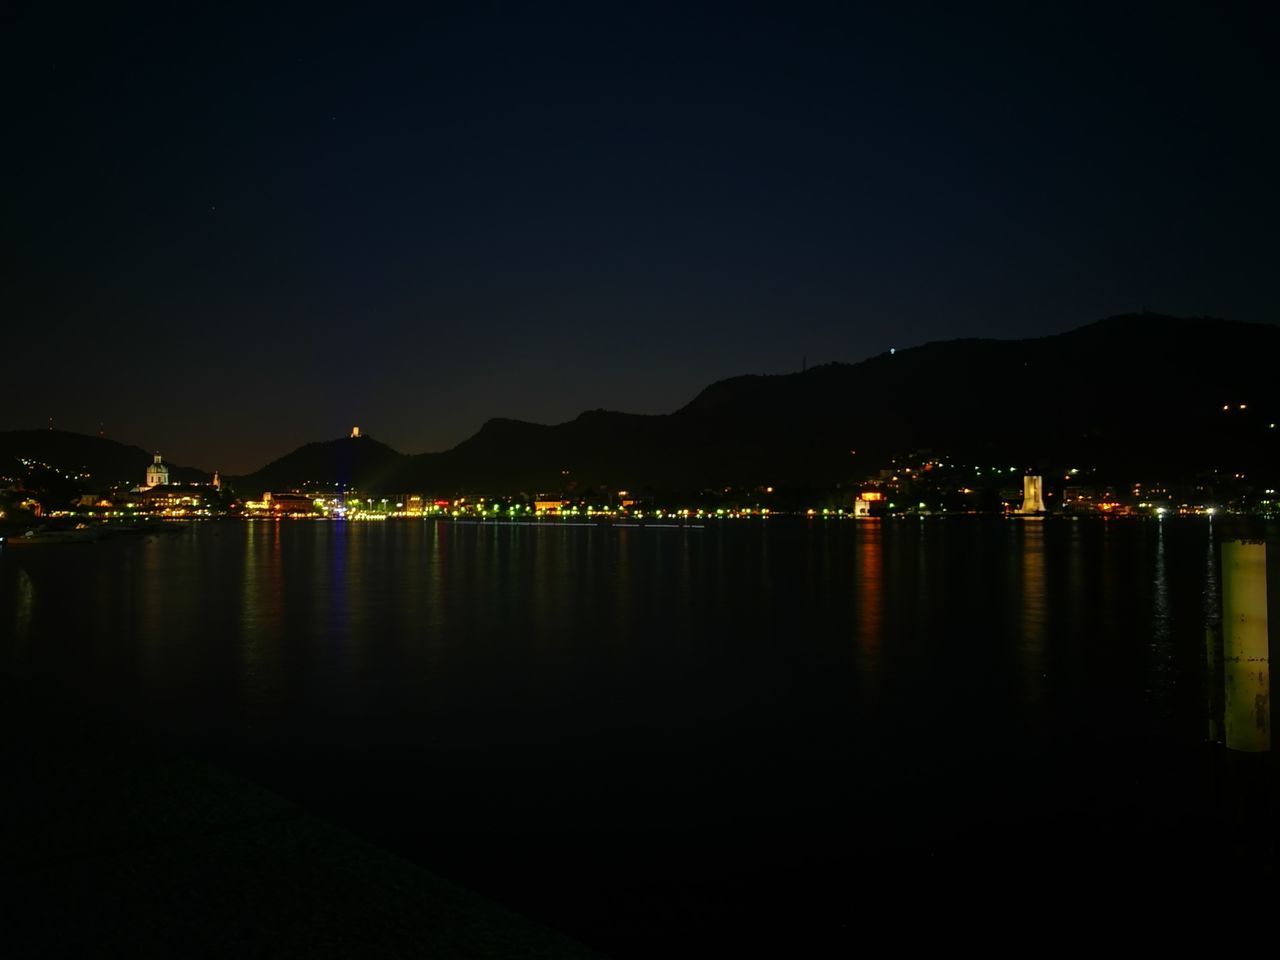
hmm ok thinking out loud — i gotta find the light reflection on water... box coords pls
[1017,521,1047,708]
[238,520,270,712]
[854,524,883,693]
[1148,523,1174,720]
[1202,524,1222,741]
[1,518,1271,846]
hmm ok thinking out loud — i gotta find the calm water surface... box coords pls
[2,518,1272,947]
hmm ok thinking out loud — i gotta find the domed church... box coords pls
[144,453,170,489]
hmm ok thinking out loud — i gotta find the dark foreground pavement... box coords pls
[3,756,603,959]
[4,745,1276,958]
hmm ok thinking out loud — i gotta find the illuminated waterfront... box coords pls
[7,2,1277,949]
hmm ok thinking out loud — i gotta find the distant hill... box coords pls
[0,430,210,489]
[230,314,1280,495]
[7,315,1278,497]
[234,436,406,496]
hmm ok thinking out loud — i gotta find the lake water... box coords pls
[2,518,1274,952]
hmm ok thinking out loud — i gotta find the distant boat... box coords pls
[2,527,103,546]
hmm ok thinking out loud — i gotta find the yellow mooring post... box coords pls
[1221,540,1270,752]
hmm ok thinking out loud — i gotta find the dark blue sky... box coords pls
[3,2,1275,472]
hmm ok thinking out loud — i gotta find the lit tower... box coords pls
[1018,475,1046,514]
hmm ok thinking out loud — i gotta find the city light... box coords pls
[6,434,1275,530]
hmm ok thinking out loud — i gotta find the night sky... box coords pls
[3,2,1275,473]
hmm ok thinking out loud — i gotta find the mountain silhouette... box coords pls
[234,314,1280,494]
[5,315,1277,496]
[0,430,209,487]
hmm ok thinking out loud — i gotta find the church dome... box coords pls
[145,453,170,487]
